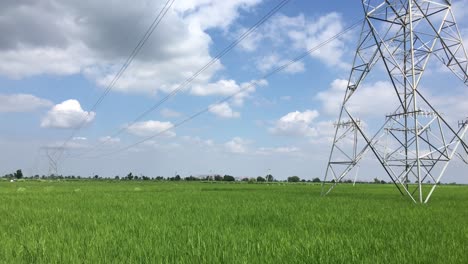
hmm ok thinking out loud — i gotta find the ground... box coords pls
[0,180,467,263]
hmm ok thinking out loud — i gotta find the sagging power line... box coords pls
[71,0,292,158]
[52,0,176,163]
[76,19,363,159]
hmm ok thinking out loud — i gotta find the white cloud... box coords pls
[316,79,398,117]
[191,79,268,106]
[191,79,241,96]
[41,100,95,129]
[270,110,320,137]
[181,136,215,148]
[426,88,468,122]
[256,146,300,155]
[240,12,352,70]
[126,120,175,137]
[256,53,305,74]
[47,137,90,150]
[225,137,250,153]
[160,108,182,118]
[209,102,240,119]
[301,12,351,69]
[235,26,264,52]
[0,0,262,94]
[99,136,121,144]
[0,93,52,113]
[0,45,94,79]
[174,0,262,30]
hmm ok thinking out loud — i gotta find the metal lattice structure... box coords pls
[323,0,468,203]
[41,147,60,177]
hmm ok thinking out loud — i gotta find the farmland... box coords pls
[0,181,467,263]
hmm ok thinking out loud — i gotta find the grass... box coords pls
[0,181,467,263]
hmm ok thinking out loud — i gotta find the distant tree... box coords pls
[241,178,249,182]
[256,176,266,182]
[115,176,120,180]
[312,177,321,183]
[204,175,212,181]
[127,173,134,180]
[214,175,223,181]
[223,175,235,182]
[185,176,196,181]
[373,178,381,184]
[14,169,23,179]
[134,176,139,180]
[94,175,99,179]
[156,176,164,181]
[288,176,300,183]
[174,175,181,181]
[380,180,386,184]
[266,174,274,182]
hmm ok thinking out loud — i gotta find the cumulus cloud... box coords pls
[99,136,121,144]
[41,100,95,129]
[160,108,182,118]
[316,79,398,117]
[0,93,52,113]
[256,146,300,155]
[256,53,305,74]
[181,136,215,148]
[191,79,268,106]
[225,137,250,153]
[209,102,240,119]
[239,12,352,70]
[270,110,320,137]
[126,120,175,137]
[0,0,262,93]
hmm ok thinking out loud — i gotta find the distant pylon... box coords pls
[41,147,60,176]
[323,0,468,203]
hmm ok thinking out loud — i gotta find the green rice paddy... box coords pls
[0,181,467,263]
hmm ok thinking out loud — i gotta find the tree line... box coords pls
[2,170,321,183]
[2,169,457,184]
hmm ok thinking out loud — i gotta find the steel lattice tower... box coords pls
[41,147,60,177]
[323,0,468,203]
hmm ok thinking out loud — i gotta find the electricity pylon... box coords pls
[41,147,60,176]
[323,0,468,203]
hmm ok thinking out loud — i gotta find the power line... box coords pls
[78,19,364,159]
[53,0,176,161]
[73,0,292,157]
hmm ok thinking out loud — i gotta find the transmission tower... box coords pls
[41,147,61,176]
[323,0,468,203]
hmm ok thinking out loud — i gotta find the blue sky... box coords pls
[1,0,468,182]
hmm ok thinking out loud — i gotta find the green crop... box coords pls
[0,181,466,263]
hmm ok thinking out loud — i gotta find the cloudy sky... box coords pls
[1,0,468,182]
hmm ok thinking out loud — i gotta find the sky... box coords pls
[1,0,468,182]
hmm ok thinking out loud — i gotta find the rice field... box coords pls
[0,180,467,263]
